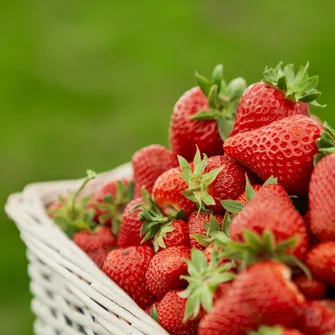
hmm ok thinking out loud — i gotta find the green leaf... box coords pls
[225,77,247,101]
[192,249,208,272]
[150,305,159,323]
[178,155,192,181]
[217,116,234,141]
[190,109,222,121]
[245,174,256,202]
[250,326,282,335]
[299,92,321,103]
[221,200,244,213]
[277,75,287,91]
[195,72,211,96]
[222,211,232,236]
[263,176,278,186]
[208,84,219,109]
[211,64,224,92]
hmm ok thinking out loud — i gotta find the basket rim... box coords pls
[5,162,168,335]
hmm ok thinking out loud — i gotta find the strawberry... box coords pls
[132,144,178,198]
[136,189,190,251]
[221,175,277,215]
[224,114,323,195]
[152,167,197,218]
[152,290,199,335]
[73,226,116,268]
[230,62,323,136]
[299,300,335,335]
[145,246,191,299]
[117,197,146,248]
[228,184,309,260]
[169,64,246,161]
[199,261,305,335]
[48,170,97,237]
[293,274,327,300]
[178,148,257,213]
[250,326,305,335]
[188,212,223,250]
[179,249,235,321]
[309,123,335,241]
[89,179,133,234]
[102,245,156,309]
[306,242,335,287]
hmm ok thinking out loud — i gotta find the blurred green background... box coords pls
[1,0,335,334]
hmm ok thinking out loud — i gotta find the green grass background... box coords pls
[1,1,335,334]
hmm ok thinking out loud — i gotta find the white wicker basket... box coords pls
[5,163,168,335]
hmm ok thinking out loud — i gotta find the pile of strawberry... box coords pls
[48,62,335,335]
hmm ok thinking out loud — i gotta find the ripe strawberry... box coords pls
[306,242,335,287]
[169,64,246,161]
[117,198,146,248]
[145,246,191,299]
[229,184,309,260]
[178,148,257,213]
[299,300,335,335]
[132,144,178,198]
[250,326,305,335]
[224,115,323,195]
[48,170,97,237]
[89,179,133,234]
[230,62,323,136]
[199,261,305,335]
[293,274,327,300]
[137,189,190,251]
[309,123,335,241]
[153,290,199,335]
[73,226,116,268]
[102,245,156,309]
[152,167,197,218]
[188,212,223,250]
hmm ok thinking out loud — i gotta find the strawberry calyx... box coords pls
[314,121,335,165]
[179,248,236,321]
[249,326,285,335]
[221,175,277,214]
[191,64,247,140]
[178,147,223,213]
[48,170,97,238]
[263,62,324,107]
[94,180,134,236]
[135,188,186,252]
[223,229,311,278]
[150,304,159,323]
[192,213,231,249]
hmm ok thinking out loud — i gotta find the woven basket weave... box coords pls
[5,163,168,335]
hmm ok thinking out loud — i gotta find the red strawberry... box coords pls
[293,274,327,300]
[152,167,197,218]
[169,65,246,161]
[309,132,335,241]
[230,62,323,136]
[117,197,146,248]
[306,242,335,287]
[102,245,156,309]
[250,326,305,335]
[178,148,257,213]
[224,115,323,195]
[136,189,190,251]
[153,290,199,335]
[199,261,305,335]
[188,212,223,250]
[229,184,309,260]
[145,246,191,299]
[73,226,116,269]
[89,179,133,234]
[299,300,335,335]
[132,144,178,198]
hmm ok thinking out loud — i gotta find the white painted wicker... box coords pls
[5,163,168,335]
